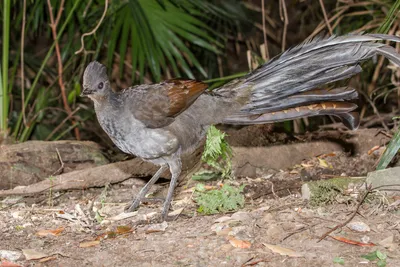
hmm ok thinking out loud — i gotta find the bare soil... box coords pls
[1,128,400,267]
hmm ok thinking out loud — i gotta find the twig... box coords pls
[317,184,400,242]
[261,0,269,60]
[282,224,319,241]
[83,0,93,18]
[268,180,279,199]
[45,107,80,141]
[319,0,333,35]
[242,258,270,266]
[279,0,288,52]
[308,6,349,40]
[368,26,396,94]
[317,184,371,242]
[359,90,390,131]
[75,0,109,55]
[55,0,65,26]
[20,0,27,126]
[46,0,81,140]
[52,148,65,176]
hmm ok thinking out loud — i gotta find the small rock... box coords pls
[361,235,370,244]
[378,235,397,251]
[347,221,370,232]
[0,250,22,261]
[11,211,25,220]
[231,211,252,223]
[366,167,400,193]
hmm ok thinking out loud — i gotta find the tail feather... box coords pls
[219,33,400,129]
[223,101,359,129]
[243,86,358,114]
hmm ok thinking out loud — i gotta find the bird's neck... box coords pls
[91,90,122,111]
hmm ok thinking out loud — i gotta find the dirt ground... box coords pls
[1,128,400,267]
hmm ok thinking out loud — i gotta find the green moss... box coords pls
[307,177,365,206]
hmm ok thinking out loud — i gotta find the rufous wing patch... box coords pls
[165,79,208,117]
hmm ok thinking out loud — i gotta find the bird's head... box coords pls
[82,61,111,100]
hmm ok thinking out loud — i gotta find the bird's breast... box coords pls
[96,109,179,159]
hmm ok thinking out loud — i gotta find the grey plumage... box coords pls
[82,34,400,219]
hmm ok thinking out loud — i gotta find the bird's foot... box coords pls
[125,198,140,213]
[125,197,165,213]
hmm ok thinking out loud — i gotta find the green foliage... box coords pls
[333,257,345,265]
[1,0,10,133]
[201,125,233,178]
[361,250,387,267]
[194,183,245,214]
[377,0,400,34]
[377,123,400,170]
[0,0,252,142]
[104,0,223,83]
[191,169,221,181]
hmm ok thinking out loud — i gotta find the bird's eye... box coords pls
[98,82,104,89]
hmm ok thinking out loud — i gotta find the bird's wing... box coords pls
[126,79,208,128]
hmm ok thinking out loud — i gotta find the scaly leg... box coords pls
[126,164,168,212]
[161,158,182,220]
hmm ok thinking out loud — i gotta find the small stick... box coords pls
[261,0,269,60]
[317,186,370,242]
[46,0,81,140]
[279,0,289,52]
[20,0,27,126]
[318,184,400,242]
[52,148,65,176]
[75,0,109,54]
[319,0,333,35]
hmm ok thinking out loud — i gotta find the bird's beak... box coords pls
[80,87,93,97]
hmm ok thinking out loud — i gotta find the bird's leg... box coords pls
[126,164,168,212]
[161,158,182,220]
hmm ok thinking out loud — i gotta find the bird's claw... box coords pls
[125,197,166,213]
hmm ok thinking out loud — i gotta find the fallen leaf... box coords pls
[116,225,134,235]
[227,236,251,249]
[108,211,138,221]
[96,231,117,241]
[318,158,331,168]
[378,235,397,250]
[214,216,233,223]
[79,240,100,248]
[21,249,48,260]
[145,221,168,234]
[263,243,303,257]
[330,236,375,247]
[368,145,381,155]
[168,208,184,217]
[36,227,64,237]
[318,152,337,158]
[301,163,314,168]
[38,256,57,263]
[173,197,191,206]
[0,261,22,267]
